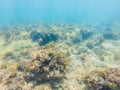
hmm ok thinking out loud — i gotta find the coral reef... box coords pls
[0,62,25,90]
[85,68,120,90]
[30,31,59,46]
[104,68,120,90]
[24,44,69,84]
[0,23,120,90]
[0,61,53,90]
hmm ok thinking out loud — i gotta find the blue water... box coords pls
[0,0,120,24]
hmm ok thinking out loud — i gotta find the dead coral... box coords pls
[24,44,69,84]
[104,68,120,90]
[0,62,32,90]
[85,68,120,90]
[86,70,105,90]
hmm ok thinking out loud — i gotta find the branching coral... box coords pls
[24,44,69,84]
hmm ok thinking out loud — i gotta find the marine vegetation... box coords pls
[30,31,59,46]
[24,44,69,84]
[85,68,120,90]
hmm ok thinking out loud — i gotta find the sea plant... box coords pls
[24,44,69,84]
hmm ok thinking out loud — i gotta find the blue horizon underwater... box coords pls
[0,0,120,90]
[0,0,120,24]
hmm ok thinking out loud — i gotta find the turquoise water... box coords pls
[0,1,120,90]
[0,0,120,24]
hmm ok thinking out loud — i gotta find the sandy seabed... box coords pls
[0,23,120,90]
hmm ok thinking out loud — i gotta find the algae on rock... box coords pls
[85,68,120,90]
[24,44,69,84]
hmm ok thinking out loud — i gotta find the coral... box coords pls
[24,44,69,84]
[0,63,18,85]
[30,31,59,46]
[0,23,120,90]
[86,70,105,90]
[0,62,35,90]
[103,68,120,90]
[85,68,120,90]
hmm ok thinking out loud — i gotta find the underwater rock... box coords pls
[104,68,120,89]
[0,62,7,69]
[3,51,15,60]
[72,35,82,44]
[30,31,43,41]
[4,32,11,40]
[85,68,120,90]
[103,32,120,40]
[0,61,53,90]
[3,31,12,43]
[85,70,105,90]
[86,35,104,49]
[11,30,20,35]
[38,33,58,46]
[24,44,69,84]
[33,83,52,90]
[3,30,20,40]
[30,31,59,46]
[81,29,93,40]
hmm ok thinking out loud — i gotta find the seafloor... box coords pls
[0,22,120,90]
